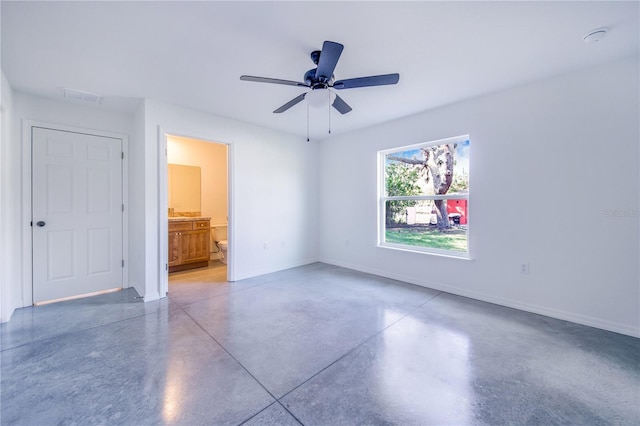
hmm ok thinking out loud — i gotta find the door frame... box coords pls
[158,128,234,297]
[22,120,129,306]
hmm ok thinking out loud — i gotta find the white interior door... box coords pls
[32,127,123,303]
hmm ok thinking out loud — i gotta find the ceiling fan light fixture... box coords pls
[306,87,336,108]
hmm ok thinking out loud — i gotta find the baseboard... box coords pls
[319,257,640,338]
[234,257,319,282]
[143,290,161,302]
[129,281,158,302]
[1,305,16,324]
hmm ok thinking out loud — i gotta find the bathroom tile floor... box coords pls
[1,263,639,425]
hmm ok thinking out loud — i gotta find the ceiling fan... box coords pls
[240,41,400,115]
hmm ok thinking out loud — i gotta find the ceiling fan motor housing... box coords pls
[304,68,334,88]
[310,50,321,65]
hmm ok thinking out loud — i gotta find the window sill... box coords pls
[377,243,473,260]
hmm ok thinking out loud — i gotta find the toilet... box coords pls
[218,240,228,264]
[211,224,228,264]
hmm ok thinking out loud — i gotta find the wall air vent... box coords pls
[63,88,102,104]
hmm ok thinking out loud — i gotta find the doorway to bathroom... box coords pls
[163,134,229,291]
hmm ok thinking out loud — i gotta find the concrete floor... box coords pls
[1,263,638,425]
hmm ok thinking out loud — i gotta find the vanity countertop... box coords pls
[168,217,211,222]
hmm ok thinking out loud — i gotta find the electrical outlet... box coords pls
[263,242,269,250]
[520,263,530,274]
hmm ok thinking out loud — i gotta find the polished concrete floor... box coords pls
[1,263,638,425]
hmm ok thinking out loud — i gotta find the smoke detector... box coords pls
[63,88,102,104]
[583,28,608,44]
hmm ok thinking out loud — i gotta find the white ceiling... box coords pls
[2,1,638,140]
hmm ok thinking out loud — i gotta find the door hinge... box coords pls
[122,204,125,212]
[165,263,168,271]
[121,152,124,159]
[122,259,125,268]
[30,221,33,227]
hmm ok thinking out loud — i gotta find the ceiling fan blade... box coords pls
[315,41,344,81]
[273,93,306,113]
[332,94,352,114]
[240,75,309,87]
[333,73,400,90]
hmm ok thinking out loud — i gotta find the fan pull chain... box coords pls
[328,93,332,135]
[306,102,310,142]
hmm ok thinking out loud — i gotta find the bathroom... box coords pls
[167,135,228,281]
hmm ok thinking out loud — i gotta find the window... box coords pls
[379,135,470,257]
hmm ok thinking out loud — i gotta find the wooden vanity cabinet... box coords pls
[168,219,210,272]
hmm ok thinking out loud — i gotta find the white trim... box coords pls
[378,135,471,258]
[377,243,473,260]
[22,120,130,307]
[122,134,129,290]
[378,134,470,155]
[158,127,168,298]
[385,194,468,202]
[158,128,235,297]
[227,142,235,281]
[21,120,32,306]
[233,258,318,282]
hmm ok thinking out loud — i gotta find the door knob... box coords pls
[36,221,46,227]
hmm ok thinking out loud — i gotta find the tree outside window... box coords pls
[379,136,470,255]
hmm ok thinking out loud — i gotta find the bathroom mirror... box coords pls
[168,164,201,215]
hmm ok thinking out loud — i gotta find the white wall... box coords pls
[1,71,20,322]
[129,101,147,297]
[139,100,319,300]
[318,57,640,337]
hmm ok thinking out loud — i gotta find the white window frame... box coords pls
[378,134,470,259]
